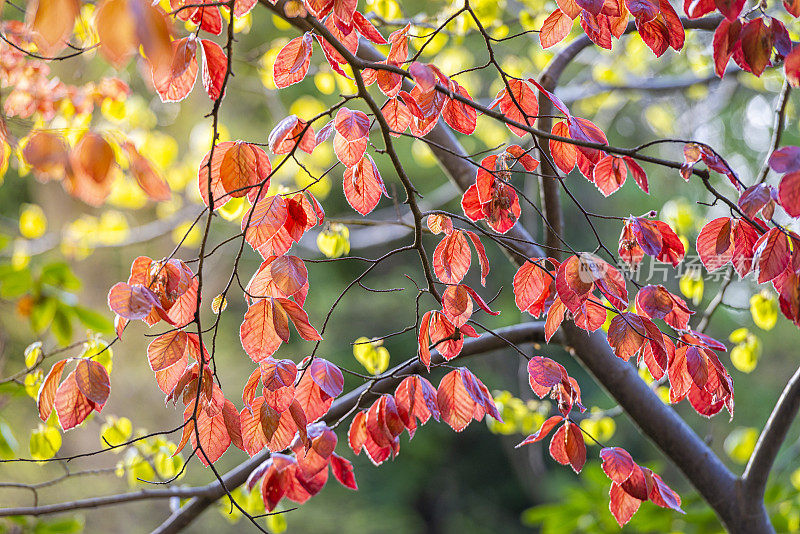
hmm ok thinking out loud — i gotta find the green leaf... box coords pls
[30,298,58,333]
[33,516,84,534]
[0,268,33,299]
[40,262,81,291]
[0,419,18,459]
[71,306,113,333]
[51,306,73,346]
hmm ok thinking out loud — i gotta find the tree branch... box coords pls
[533,16,772,533]
[149,322,545,533]
[742,365,800,501]
[756,78,792,185]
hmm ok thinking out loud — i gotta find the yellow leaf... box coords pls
[791,467,800,491]
[24,341,43,368]
[317,223,350,258]
[30,424,62,460]
[750,291,777,331]
[679,271,704,305]
[724,427,758,464]
[172,221,201,247]
[101,416,132,449]
[353,337,390,375]
[24,370,43,399]
[730,332,761,373]
[19,204,47,239]
[218,196,247,222]
[212,294,227,314]
[266,512,287,533]
[97,211,130,245]
[729,327,750,344]
[154,449,184,480]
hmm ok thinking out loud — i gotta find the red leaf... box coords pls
[548,421,585,472]
[330,453,358,489]
[55,371,96,430]
[381,98,412,137]
[696,217,732,271]
[198,141,234,209]
[433,230,471,284]
[442,285,473,327]
[243,195,289,254]
[409,62,437,93]
[307,358,344,398]
[353,11,387,44]
[778,171,800,217]
[558,0,583,17]
[624,156,649,193]
[38,360,67,422]
[274,33,313,88]
[147,330,189,372]
[268,115,317,155]
[769,145,800,172]
[648,471,684,512]
[600,447,636,484]
[738,183,772,218]
[387,24,410,63]
[550,121,577,173]
[437,369,480,432]
[465,231,490,286]
[740,18,773,77]
[240,298,320,362]
[220,141,270,199]
[609,482,642,527]
[247,255,308,304]
[260,357,298,392]
[564,421,586,472]
[497,79,539,137]
[200,39,227,100]
[442,82,477,135]
[540,9,573,48]
[635,285,693,329]
[124,143,171,202]
[527,356,565,396]
[715,0,745,20]
[517,415,564,446]
[569,116,608,145]
[333,135,368,167]
[607,312,648,361]
[294,367,333,423]
[343,154,387,215]
[107,283,161,321]
[593,154,627,196]
[335,107,370,141]
[753,227,790,283]
[153,37,198,103]
[395,375,440,437]
[732,219,760,277]
[187,402,232,465]
[786,46,800,86]
[576,0,604,15]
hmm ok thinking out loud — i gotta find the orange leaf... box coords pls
[274,32,313,88]
[74,360,110,406]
